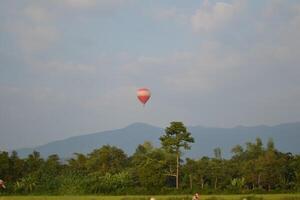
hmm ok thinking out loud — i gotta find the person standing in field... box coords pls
[0,179,5,189]
[192,193,199,200]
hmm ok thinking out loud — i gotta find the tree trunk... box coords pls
[201,177,204,189]
[214,177,218,189]
[176,151,179,189]
[257,173,261,188]
[189,174,193,189]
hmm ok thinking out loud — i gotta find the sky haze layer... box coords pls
[1,0,300,150]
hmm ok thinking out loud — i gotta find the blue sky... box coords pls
[1,0,300,150]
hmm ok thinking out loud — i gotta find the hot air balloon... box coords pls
[137,88,151,106]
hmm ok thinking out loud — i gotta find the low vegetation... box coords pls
[1,195,300,200]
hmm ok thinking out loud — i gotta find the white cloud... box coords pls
[153,7,188,24]
[60,0,129,9]
[4,0,132,54]
[83,85,137,110]
[4,3,58,54]
[12,24,58,53]
[164,41,242,93]
[0,86,68,106]
[62,0,97,8]
[249,1,300,66]
[24,4,53,23]
[30,60,97,73]
[120,40,242,94]
[191,0,245,32]
[123,56,164,74]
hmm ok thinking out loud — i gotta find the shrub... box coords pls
[205,197,225,200]
[239,195,264,200]
[57,173,86,195]
[167,196,190,200]
[121,197,149,200]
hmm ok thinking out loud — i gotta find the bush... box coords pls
[13,175,37,194]
[165,196,190,200]
[121,197,149,200]
[278,197,300,200]
[84,171,134,194]
[239,196,264,200]
[57,173,86,195]
[205,197,225,200]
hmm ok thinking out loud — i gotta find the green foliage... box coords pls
[67,153,87,172]
[14,175,37,193]
[9,151,25,182]
[231,178,245,189]
[132,147,173,189]
[165,196,190,200]
[86,145,128,175]
[85,171,134,194]
[1,130,300,195]
[205,197,225,200]
[57,172,85,195]
[121,197,149,200]
[160,122,194,154]
[24,151,44,174]
[160,122,194,189]
[0,195,300,200]
[0,151,10,180]
[239,196,264,200]
[279,197,300,200]
[34,173,60,194]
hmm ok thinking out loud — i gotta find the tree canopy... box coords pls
[0,123,299,195]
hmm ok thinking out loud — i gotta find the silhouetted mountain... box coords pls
[16,122,300,159]
[17,123,163,158]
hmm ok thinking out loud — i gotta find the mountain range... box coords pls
[16,122,300,159]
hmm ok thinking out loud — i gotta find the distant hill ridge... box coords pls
[16,122,300,159]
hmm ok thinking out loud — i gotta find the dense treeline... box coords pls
[0,122,300,195]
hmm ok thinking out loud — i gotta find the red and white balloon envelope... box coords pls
[137,88,151,106]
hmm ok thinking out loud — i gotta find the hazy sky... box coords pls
[1,0,300,150]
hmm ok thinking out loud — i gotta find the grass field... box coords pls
[0,194,300,200]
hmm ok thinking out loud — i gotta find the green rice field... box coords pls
[0,194,300,200]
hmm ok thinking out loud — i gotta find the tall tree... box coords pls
[0,151,10,181]
[160,121,194,189]
[68,153,87,172]
[214,147,222,160]
[25,151,44,174]
[135,149,168,189]
[87,145,128,175]
[9,151,24,182]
